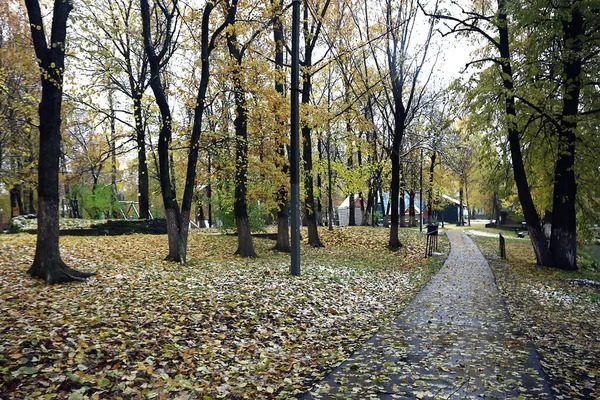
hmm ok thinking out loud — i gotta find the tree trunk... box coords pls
[549,4,582,271]
[10,185,24,217]
[208,157,213,227]
[273,0,290,252]
[28,188,36,214]
[410,190,416,226]
[301,73,323,246]
[459,186,464,226]
[300,2,325,247]
[497,0,553,266]
[227,24,256,257]
[133,94,150,219]
[327,132,334,231]
[140,0,185,262]
[109,91,118,218]
[317,138,323,225]
[466,179,471,226]
[25,0,94,283]
[389,137,402,248]
[348,194,355,226]
[427,151,436,224]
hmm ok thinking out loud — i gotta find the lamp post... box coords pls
[290,0,301,276]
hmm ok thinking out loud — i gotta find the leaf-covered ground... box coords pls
[471,234,600,399]
[302,230,552,399]
[0,226,447,399]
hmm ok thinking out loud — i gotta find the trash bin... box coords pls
[427,224,438,235]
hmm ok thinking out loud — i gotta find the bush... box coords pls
[213,187,266,232]
[72,183,115,219]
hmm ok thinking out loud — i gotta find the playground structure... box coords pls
[117,201,153,220]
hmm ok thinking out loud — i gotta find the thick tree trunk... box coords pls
[348,194,355,226]
[226,16,257,257]
[497,0,553,266]
[549,5,582,271]
[164,207,186,262]
[25,0,94,283]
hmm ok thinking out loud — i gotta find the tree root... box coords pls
[28,260,95,285]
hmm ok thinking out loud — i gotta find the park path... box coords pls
[301,230,552,399]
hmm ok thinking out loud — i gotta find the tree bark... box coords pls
[28,188,36,214]
[226,9,256,258]
[409,190,416,227]
[10,185,24,217]
[459,186,464,226]
[549,4,582,271]
[109,91,118,218]
[497,0,553,266]
[140,0,185,262]
[272,0,290,252]
[132,94,150,219]
[389,138,402,248]
[25,0,94,283]
[327,130,334,230]
[427,151,436,224]
[300,0,327,247]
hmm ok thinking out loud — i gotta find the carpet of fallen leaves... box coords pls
[471,235,600,399]
[0,226,447,399]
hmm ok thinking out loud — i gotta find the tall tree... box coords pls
[224,0,257,257]
[383,0,439,248]
[513,0,599,269]
[24,0,95,283]
[300,0,331,248]
[141,0,232,262]
[272,0,290,252]
[423,0,554,266]
[74,0,155,218]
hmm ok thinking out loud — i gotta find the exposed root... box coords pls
[28,260,95,285]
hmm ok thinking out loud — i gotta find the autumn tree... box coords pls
[0,1,39,218]
[24,0,95,283]
[425,0,599,269]
[272,0,290,252]
[300,0,331,247]
[74,0,157,219]
[141,0,233,262]
[423,0,553,266]
[381,0,439,248]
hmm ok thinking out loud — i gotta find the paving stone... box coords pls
[300,230,553,399]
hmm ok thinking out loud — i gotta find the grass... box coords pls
[0,226,448,399]
[470,234,600,399]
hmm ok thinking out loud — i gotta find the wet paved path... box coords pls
[301,230,552,399]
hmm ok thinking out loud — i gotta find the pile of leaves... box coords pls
[0,226,447,399]
[471,236,600,399]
